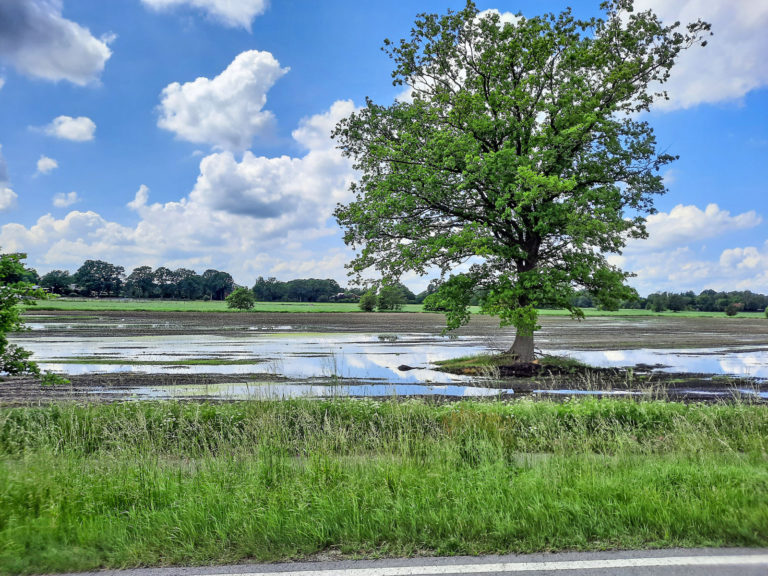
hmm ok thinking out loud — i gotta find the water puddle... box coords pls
[550,347,768,379]
[99,382,515,400]
[18,332,488,384]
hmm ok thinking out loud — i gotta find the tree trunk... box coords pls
[508,331,535,363]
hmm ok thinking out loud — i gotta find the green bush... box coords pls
[225,287,256,310]
[358,290,376,312]
[377,285,405,311]
[725,302,743,316]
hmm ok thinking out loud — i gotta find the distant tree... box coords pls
[174,268,204,300]
[377,284,406,311]
[667,293,688,312]
[285,278,342,302]
[725,302,743,317]
[153,266,176,298]
[202,269,235,300]
[333,1,710,362]
[226,287,256,310]
[358,290,377,312]
[74,260,124,296]
[252,276,287,301]
[123,266,155,298]
[40,270,73,295]
[1,252,47,376]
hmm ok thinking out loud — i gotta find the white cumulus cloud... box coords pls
[36,155,58,174]
[626,242,768,295]
[2,100,359,283]
[0,187,17,212]
[0,0,113,86]
[0,77,5,91]
[157,50,288,150]
[636,0,768,109]
[0,144,17,212]
[141,0,267,29]
[635,203,762,251]
[43,115,96,142]
[53,191,79,208]
[616,203,767,294]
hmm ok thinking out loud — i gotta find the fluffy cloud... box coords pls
[141,0,267,29]
[615,203,767,294]
[624,243,768,294]
[53,191,79,208]
[0,77,5,91]
[0,0,113,86]
[36,155,58,174]
[44,116,96,141]
[633,204,762,251]
[637,0,768,109]
[0,145,17,212]
[0,187,17,212]
[1,100,358,283]
[477,8,520,26]
[157,50,288,150]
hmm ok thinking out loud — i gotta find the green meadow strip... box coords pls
[26,298,766,317]
[0,398,767,574]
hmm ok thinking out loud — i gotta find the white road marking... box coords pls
[207,554,768,575]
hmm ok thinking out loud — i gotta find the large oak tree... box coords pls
[334,0,710,361]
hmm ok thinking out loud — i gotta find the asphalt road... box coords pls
[61,549,768,576]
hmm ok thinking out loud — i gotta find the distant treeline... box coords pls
[570,289,768,313]
[251,276,418,304]
[38,260,237,300]
[28,258,768,312]
[35,260,421,304]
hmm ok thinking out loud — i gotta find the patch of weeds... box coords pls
[40,372,70,386]
[377,334,399,342]
[538,355,591,373]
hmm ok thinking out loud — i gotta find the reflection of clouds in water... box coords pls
[26,332,486,383]
[116,383,514,400]
[720,356,768,378]
[550,348,768,378]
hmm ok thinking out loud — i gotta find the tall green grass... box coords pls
[1,398,767,574]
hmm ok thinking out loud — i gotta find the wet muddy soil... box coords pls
[2,310,766,404]
[18,309,768,349]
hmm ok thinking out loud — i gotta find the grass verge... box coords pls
[1,398,767,574]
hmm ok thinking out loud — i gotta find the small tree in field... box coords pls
[377,284,406,311]
[1,252,46,376]
[358,290,377,312]
[724,302,743,317]
[226,287,256,310]
[334,1,710,362]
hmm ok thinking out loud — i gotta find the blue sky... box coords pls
[0,0,766,295]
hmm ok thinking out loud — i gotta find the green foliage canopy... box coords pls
[0,252,46,376]
[226,287,256,310]
[334,0,710,359]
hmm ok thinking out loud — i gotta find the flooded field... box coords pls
[4,310,768,402]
